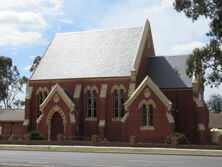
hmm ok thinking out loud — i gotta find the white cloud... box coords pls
[0,0,62,47]
[0,26,42,46]
[0,11,44,46]
[145,0,172,14]
[29,56,36,59]
[171,41,206,55]
[0,0,63,14]
[24,65,32,71]
[0,11,47,29]
[87,0,209,55]
[60,19,73,24]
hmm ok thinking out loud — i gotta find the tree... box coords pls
[13,99,25,109]
[207,94,222,113]
[173,0,222,87]
[30,56,41,72]
[0,56,27,108]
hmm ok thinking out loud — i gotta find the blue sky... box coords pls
[0,0,221,100]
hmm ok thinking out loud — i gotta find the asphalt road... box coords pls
[0,150,222,167]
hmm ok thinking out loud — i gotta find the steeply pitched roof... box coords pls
[146,56,192,88]
[31,27,143,80]
[125,76,172,111]
[209,113,222,129]
[0,109,24,122]
[39,83,75,112]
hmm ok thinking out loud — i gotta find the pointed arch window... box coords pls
[87,90,97,118]
[142,104,154,127]
[39,91,48,105]
[113,89,125,119]
[37,88,48,118]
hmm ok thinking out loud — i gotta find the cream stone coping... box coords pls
[138,99,156,109]
[100,84,108,98]
[112,118,122,122]
[192,73,205,108]
[23,119,29,126]
[166,112,175,124]
[121,112,129,123]
[124,76,172,111]
[36,114,44,124]
[39,83,75,112]
[36,87,49,95]
[198,123,206,131]
[46,105,67,126]
[70,113,76,123]
[131,19,155,76]
[85,117,98,121]
[84,85,99,94]
[140,126,154,131]
[110,84,127,93]
[25,85,33,100]
[194,98,204,107]
[128,83,135,97]
[73,84,82,99]
[99,120,106,127]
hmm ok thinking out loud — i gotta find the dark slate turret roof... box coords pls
[31,27,143,80]
[146,56,192,88]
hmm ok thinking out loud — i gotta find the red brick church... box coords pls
[22,20,209,143]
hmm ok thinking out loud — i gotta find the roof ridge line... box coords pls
[55,26,143,36]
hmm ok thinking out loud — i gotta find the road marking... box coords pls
[0,163,53,167]
[67,163,127,167]
[29,161,46,164]
[127,159,184,164]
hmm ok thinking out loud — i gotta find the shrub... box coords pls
[0,135,4,140]
[29,130,43,140]
[18,137,23,141]
[8,134,15,141]
[166,132,190,144]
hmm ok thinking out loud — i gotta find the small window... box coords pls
[141,105,154,126]
[113,89,125,118]
[142,105,147,126]
[0,126,2,135]
[39,93,44,104]
[114,90,119,117]
[149,105,154,126]
[87,90,97,118]
[38,91,48,117]
[38,91,48,105]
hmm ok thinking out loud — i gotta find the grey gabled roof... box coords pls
[31,27,143,80]
[0,109,24,122]
[146,56,192,88]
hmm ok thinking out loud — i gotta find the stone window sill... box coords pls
[112,118,122,121]
[140,126,154,131]
[85,117,97,121]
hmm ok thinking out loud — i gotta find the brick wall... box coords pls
[124,84,174,143]
[0,122,25,137]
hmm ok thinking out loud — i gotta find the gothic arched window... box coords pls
[113,89,124,118]
[87,90,97,118]
[142,104,154,126]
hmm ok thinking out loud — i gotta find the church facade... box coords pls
[24,20,209,143]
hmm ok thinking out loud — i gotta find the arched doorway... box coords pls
[46,105,67,141]
[50,112,64,140]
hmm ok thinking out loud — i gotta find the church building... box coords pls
[24,20,210,143]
